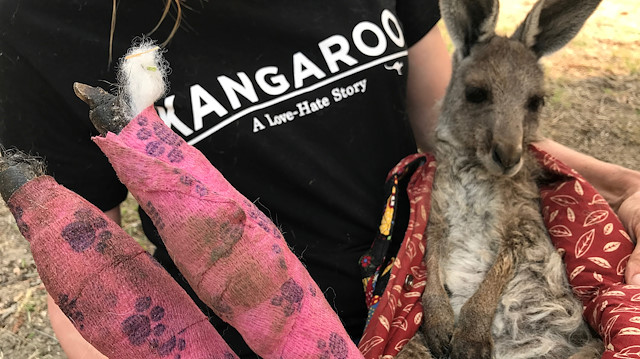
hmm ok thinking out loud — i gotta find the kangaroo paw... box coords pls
[0,149,46,202]
[421,291,455,358]
[396,331,434,359]
[450,326,493,359]
[422,311,454,358]
[73,82,130,135]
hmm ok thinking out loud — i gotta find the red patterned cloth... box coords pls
[535,147,640,359]
[359,147,640,359]
[358,153,436,358]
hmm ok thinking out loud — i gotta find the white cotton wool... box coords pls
[117,40,169,118]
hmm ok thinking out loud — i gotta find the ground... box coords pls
[0,1,638,357]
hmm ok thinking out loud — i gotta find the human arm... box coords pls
[104,204,122,224]
[47,294,108,359]
[534,138,640,284]
[406,25,452,153]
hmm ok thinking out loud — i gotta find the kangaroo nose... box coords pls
[492,144,522,172]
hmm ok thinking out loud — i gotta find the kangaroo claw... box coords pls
[73,82,129,135]
[0,149,46,202]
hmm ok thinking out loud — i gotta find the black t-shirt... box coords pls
[0,0,440,357]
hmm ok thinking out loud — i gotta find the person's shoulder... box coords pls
[395,0,441,47]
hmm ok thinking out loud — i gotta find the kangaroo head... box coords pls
[436,0,601,177]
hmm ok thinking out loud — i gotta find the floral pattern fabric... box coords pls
[359,153,436,358]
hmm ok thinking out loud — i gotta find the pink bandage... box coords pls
[94,106,362,359]
[6,176,237,359]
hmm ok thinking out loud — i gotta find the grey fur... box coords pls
[0,148,47,202]
[439,0,499,60]
[512,0,602,57]
[396,0,604,358]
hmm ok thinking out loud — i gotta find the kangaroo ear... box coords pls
[512,0,601,58]
[439,0,499,59]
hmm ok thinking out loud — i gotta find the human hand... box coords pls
[620,191,640,284]
[532,139,640,286]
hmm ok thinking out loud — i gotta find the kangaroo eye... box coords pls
[527,95,545,112]
[465,86,490,104]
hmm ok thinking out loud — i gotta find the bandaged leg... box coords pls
[74,42,361,359]
[0,151,238,359]
[90,105,359,359]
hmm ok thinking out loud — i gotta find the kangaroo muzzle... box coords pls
[492,142,523,172]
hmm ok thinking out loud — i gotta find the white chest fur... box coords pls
[434,168,506,318]
[426,157,594,358]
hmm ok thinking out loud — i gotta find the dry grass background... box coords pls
[1,1,638,357]
[499,0,640,171]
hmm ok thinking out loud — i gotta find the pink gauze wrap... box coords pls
[6,176,238,359]
[93,106,362,359]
